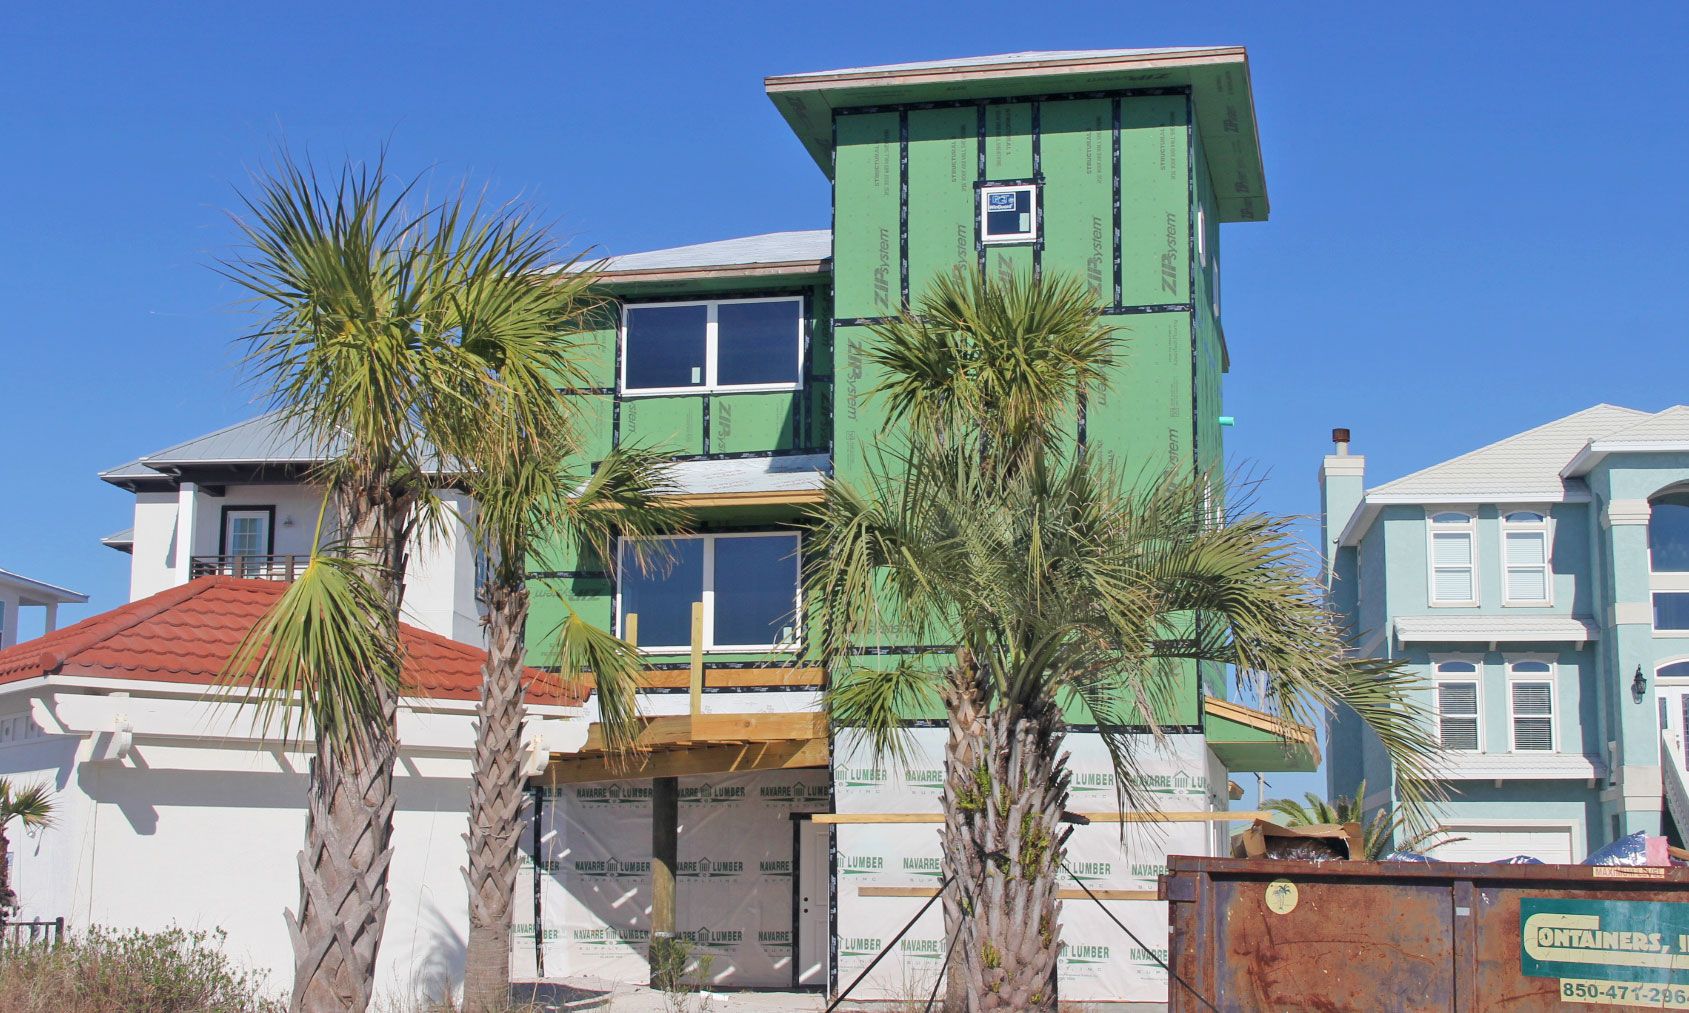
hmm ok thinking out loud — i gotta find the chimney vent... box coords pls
[1332,428,1351,455]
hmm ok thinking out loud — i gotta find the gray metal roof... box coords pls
[102,410,344,485]
[1365,405,1649,503]
[101,528,134,552]
[658,454,829,496]
[559,230,831,277]
[0,568,88,605]
[1393,615,1600,644]
[772,48,1220,81]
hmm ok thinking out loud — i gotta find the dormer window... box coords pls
[621,296,803,395]
[1428,511,1477,606]
[979,183,1039,245]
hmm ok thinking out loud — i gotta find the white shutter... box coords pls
[1434,531,1472,566]
[1438,682,1480,751]
[1432,531,1475,603]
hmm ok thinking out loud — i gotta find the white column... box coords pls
[43,602,58,634]
[174,482,199,585]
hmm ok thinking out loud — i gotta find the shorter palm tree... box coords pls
[0,779,53,914]
[1266,780,1463,859]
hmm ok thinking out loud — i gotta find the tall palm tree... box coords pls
[1266,780,1463,860]
[221,154,557,1013]
[807,270,1441,1012]
[452,276,686,1010]
[0,779,52,915]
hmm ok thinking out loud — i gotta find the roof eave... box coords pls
[1563,439,1689,478]
[597,258,832,288]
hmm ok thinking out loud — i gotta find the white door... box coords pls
[795,820,830,988]
[1434,825,1577,864]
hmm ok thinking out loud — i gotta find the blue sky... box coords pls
[5,4,1687,794]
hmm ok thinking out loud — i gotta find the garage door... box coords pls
[1432,825,1576,864]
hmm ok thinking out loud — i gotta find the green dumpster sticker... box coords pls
[1521,898,1689,985]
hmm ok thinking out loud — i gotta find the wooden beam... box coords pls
[633,667,823,690]
[657,490,825,509]
[650,776,677,974]
[689,603,703,717]
[812,810,1269,825]
[857,886,1159,902]
[581,711,826,753]
[544,738,829,785]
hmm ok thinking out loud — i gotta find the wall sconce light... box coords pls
[1632,665,1647,701]
[282,515,295,528]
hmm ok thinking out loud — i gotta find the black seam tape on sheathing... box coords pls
[1077,388,1088,449]
[973,176,1044,189]
[898,110,910,308]
[1112,97,1123,309]
[832,85,1193,116]
[976,105,988,280]
[700,396,711,456]
[658,446,828,464]
[1031,101,1043,283]
[834,315,898,329]
[525,571,610,581]
[1102,303,1193,316]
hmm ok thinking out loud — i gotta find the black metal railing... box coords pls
[190,554,310,582]
[0,917,64,949]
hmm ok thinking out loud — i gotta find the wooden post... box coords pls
[650,775,678,979]
[624,612,638,649]
[689,601,704,717]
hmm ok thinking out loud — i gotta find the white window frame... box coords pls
[614,531,802,653]
[1427,509,1479,607]
[978,183,1040,245]
[1500,508,1554,607]
[619,296,805,397]
[1504,657,1558,753]
[1432,657,1483,753]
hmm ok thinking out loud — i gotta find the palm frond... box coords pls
[826,661,944,768]
[0,780,54,830]
[546,602,647,756]
[220,552,401,751]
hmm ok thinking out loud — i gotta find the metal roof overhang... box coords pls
[766,47,1268,223]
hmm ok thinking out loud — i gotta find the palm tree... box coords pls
[806,269,1441,1012]
[221,153,555,1013]
[1266,780,1462,860]
[452,275,686,1010]
[0,779,52,915]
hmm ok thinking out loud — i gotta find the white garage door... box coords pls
[1432,825,1576,864]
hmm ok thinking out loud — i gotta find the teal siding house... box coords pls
[1321,405,1689,861]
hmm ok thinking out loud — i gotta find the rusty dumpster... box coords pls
[1159,854,1689,1012]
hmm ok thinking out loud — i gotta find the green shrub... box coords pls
[0,924,283,1013]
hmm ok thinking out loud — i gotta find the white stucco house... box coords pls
[0,575,586,1000]
[99,410,482,643]
[0,568,86,650]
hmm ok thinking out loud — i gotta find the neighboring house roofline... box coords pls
[0,568,88,606]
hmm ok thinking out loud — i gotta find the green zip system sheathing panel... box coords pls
[709,393,797,454]
[983,102,1034,286]
[1085,311,1192,475]
[619,396,704,457]
[832,324,900,487]
[1039,98,1114,302]
[834,113,900,319]
[1119,95,1190,307]
[905,107,977,300]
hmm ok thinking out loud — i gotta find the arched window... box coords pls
[1659,660,1689,680]
[1650,491,1689,572]
[1433,660,1480,751]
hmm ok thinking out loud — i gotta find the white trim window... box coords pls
[1506,660,1556,752]
[1434,660,1482,752]
[1501,510,1552,606]
[979,183,1039,244]
[621,296,804,395]
[1428,511,1478,606]
[616,532,801,652]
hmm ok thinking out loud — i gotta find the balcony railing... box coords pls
[190,554,310,582]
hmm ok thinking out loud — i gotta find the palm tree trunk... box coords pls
[940,652,987,1011]
[461,582,531,1012]
[288,479,408,1013]
[0,824,13,914]
[941,692,1068,1012]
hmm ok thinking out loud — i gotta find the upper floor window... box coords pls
[616,532,801,652]
[222,507,273,557]
[1434,660,1481,752]
[621,297,803,395]
[979,183,1039,245]
[1650,491,1689,573]
[1507,660,1556,752]
[1654,593,1689,633]
[1428,511,1477,606]
[1501,510,1552,605]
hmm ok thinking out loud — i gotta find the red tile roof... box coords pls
[0,576,584,706]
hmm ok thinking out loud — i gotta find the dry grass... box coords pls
[0,925,284,1013]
